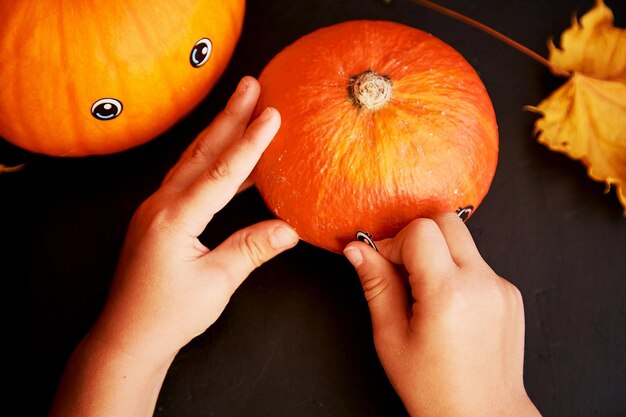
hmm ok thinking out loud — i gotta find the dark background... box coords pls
[2,0,625,416]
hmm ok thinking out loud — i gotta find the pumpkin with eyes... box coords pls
[0,0,244,156]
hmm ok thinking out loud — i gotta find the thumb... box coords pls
[344,242,409,339]
[209,220,299,292]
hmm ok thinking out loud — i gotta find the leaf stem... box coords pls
[410,0,570,76]
[0,163,25,174]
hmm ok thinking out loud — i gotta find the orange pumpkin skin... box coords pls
[253,20,499,253]
[0,0,244,156]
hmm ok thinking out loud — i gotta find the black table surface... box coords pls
[2,0,625,416]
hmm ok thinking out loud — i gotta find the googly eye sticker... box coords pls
[456,206,474,222]
[190,38,213,68]
[356,231,378,252]
[91,98,123,120]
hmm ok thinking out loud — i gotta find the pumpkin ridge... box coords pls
[121,0,180,103]
[310,107,383,246]
[2,2,38,148]
[57,6,87,154]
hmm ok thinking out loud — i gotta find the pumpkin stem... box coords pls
[348,70,393,111]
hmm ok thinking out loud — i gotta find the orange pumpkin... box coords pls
[253,20,499,253]
[0,0,244,156]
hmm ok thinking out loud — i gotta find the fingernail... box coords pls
[344,247,363,268]
[270,225,299,250]
[258,107,274,122]
[236,77,249,94]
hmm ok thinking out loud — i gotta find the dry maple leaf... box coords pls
[528,0,626,213]
[411,0,626,213]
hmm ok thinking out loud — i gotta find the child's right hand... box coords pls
[344,214,541,417]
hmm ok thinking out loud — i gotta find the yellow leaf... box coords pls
[548,0,626,81]
[529,0,626,213]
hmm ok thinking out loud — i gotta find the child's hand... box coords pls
[344,215,541,417]
[50,76,300,417]
[92,76,299,363]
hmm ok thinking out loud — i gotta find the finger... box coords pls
[432,212,482,265]
[344,242,410,341]
[208,220,299,292]
[163,76,261,190]
[174,107,280,236]
[376,218,458,291]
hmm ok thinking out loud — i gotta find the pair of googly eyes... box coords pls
[91,38,213,121]
[356,206,474,251]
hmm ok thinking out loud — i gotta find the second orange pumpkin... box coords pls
[0,0,244,156]
[253,20,499,253]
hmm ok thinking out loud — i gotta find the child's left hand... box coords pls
[50,76,299,417]
[92,76,299,363]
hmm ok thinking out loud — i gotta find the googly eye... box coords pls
[456,206,474,222]
[91,98,123,120]
[190,38,213,68]
[356,231,378,252]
